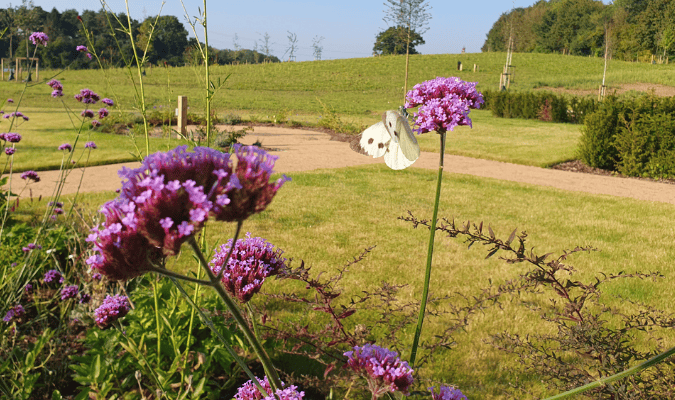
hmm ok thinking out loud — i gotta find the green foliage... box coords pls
[373,26,425,56]
[578,94,675,177]
[483,0,675,60]
[482,90,596,124]
[71,277,242,399]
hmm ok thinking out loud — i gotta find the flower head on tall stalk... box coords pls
[29,32,49,47]
[344,344,414,398]
[405,77,484,134]
[209,234,286,303]
[20,171,40,182]
[3,304,25,323]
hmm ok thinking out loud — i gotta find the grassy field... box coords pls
[2,52,671,117]
[55,164,675,399]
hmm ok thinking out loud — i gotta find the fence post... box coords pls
[177,96,188,137]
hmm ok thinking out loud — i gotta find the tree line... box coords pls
[0,4,279,70]
[482,0,674,61]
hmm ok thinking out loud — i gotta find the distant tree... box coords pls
[534,0,604,55]
[312,35,324,60]
[373,26,424,55]
[284,31,298,61]
[258,32,273,59]
[382,0,432,102]
[139,15,188,65]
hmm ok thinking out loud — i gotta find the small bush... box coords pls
[615,113,675,179]
[577,97,622,170]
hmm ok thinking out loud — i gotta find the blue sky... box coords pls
[5,0,612,61]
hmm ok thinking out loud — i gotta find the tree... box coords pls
[284,31,298,61]
[382,0,432,102]
[312,35,324,61]
[373,26,424,55]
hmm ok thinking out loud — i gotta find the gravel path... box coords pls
[13,126,675,205]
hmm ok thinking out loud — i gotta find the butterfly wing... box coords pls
[383,141,416,170]
[353,121,391,158]
[382,110,419,169]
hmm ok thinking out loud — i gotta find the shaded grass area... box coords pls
[61,164,675,399]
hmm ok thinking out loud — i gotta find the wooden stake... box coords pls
[177,96,188,137]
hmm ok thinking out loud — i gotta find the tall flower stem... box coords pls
[152,279,162,360]
[544,345,675,400]
[187,236,283,392]
[409,130,446,367]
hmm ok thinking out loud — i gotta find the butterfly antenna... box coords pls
[399,106,410,119]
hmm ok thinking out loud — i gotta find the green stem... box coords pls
[544,345,675,400]
[409,130,446,368]
[247,303,261,341]
[168,276,271,398]
[187,236,283,392]
[152,279,162,361]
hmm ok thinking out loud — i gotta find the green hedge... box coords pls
[482,90,598,124]
[578,95,675,179]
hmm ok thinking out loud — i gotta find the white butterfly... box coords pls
[350,109,420,170]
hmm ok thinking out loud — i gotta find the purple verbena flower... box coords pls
[209,234,286,303]
[216,144,290,222]
[58,143,72,152]
[91,272,102,281]
[43,269,64,284]
[98,108,108,119]
[60,285,79,300]
[85,141,97,149]
[49,201,64,207]
[75,89,100,104]
[94,294,130,328]
[52,90,63,98]
[79,292,91,304]
[29,32,49,47]
[4,148,14,155]
[24,283,33,293]
[235,376,304,400]
[86,53,92,60]
[21,171,40,182]
[53,207,64,215]
[101,98,114,106]
[86,200,165,281]
[76,45,88,52]
[405,77,484,134]
[91,120,101,127]
[7,99,13,103]
[3,305,25,323]
[47,79,63,90]
[430,386,468,400]
[344,344,414,398]
[2,132,21,143]
[81,110,94,118]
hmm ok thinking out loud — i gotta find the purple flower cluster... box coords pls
[48,79,64,97]
[85,141,97,149]
[76,45,88,52]
[5,148,14,155]
[0,132,21,143]
[3,111,29,121]
[94,294,130,328]
[22,243,42,252]
[430,386,468,400]
[20,171,40,182]
[86,145,288,281]
[98,108,108,119]
[60,285,79,300]
[7,98,13,103]
[81,110,94,118]
[58,143,72,152]
[235,376,304,400]
[209,234,286,303]
[3,305,25,323]
[29,32,49,47]
[79,292,91,304]
[91,120,101,127]
[405,77,484,134]
[24,283,33,293]
[344,344,414,398]
[43,269,64,284]
[74,89,100,104]
[102,98,114,107]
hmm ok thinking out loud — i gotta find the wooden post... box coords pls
[598,85,606,101]
[459,62,463,71]
[1,59,3,81]
[177,96,188,137]
[15,58,19,82]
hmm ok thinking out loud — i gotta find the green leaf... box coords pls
[93,354,101,381]
[52,390,64,400]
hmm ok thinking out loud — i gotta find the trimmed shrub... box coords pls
[615,113,675,179]
[482,90,596,124]
[577,96,623,170]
